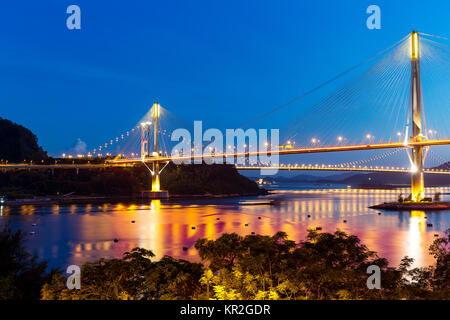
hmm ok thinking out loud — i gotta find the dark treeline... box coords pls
[0,163,263,199]
[0,117,48,163]
[1,226,446,300]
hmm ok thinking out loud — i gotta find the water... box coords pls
[0,184,449,270]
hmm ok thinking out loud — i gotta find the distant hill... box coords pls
[0,117,48,162]
[265,163,450,187]
[335,162,450,187]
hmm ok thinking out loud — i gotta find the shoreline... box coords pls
[2,191,269,207]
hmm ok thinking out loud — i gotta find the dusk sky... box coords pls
[1,0,449,158]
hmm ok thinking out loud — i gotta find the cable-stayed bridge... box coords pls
[1,31,450,202]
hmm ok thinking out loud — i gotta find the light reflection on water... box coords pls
[0,186,449,270]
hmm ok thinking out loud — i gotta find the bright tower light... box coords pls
[411,31,419,60]
[153,103,161,118]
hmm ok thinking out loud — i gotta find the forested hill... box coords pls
[0,118,263,198]
[0,117,48,162]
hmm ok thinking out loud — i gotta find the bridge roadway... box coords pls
[106,139,450,164]
[235,166,450,174]
[0,163,133,169]
[1,162,449,174]
[1,139,449,174]
[0,162,449,174]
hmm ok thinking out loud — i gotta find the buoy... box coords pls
[113,238,119,243]
[182,247,188,251]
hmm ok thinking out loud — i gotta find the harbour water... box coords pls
[1,184,449,270]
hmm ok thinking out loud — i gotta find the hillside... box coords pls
[0,117,48,162]
[266,163,450,187]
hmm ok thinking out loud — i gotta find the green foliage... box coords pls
[161,162,263,195]
[2,226,448,300]
[0,163,263,199]
[0,225,56,300]
[0,167,142,198]
[42,250,204,300]
[195,229,450,300]
[0,117,47,162]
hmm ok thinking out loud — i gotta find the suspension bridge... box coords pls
[1,31,450,202]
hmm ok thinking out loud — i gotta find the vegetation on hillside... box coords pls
[0,163,263,199]
[0,225,58,299]
[0,118,48,163]
[162,162,263,195]
[1,226,445,300]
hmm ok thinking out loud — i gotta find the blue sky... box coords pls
[0,0,449,158]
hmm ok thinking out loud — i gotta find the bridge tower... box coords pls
[152,102,161,191]
[410,31,424,201]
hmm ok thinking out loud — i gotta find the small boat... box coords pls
[239,199,276,206]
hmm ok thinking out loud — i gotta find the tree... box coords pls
[0,225,55,299]
[0,117,47,162]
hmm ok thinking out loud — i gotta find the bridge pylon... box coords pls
[152,102,161,191]
[410,31,424,201]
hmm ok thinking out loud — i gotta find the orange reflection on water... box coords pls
[1,187,449,269]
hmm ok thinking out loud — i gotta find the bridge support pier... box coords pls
[152,161,160,192]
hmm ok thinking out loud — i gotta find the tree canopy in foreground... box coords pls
[1,226,448,300]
